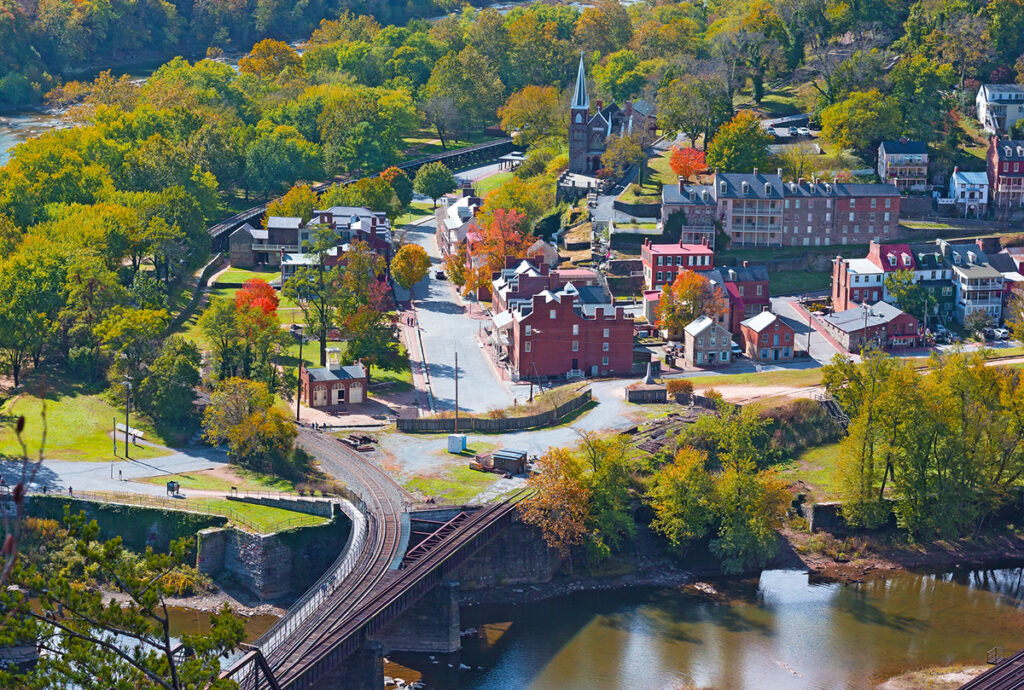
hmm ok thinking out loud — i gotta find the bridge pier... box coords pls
[311,641,383,690]
[372,580,461,654]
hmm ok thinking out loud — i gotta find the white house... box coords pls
[949,168,989,215]
[976,84,1024,134]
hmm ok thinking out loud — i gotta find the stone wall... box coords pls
[226,496,334,518]
[196,514,351,601]
[27,496,226,551]
[454,519,557,589]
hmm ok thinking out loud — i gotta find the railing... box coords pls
[253,499,367,658]
[988,646,1007,665]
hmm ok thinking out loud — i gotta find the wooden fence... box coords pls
[397,388,592,433]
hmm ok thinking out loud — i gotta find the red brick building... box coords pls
[640,238,714,290]
[494,288,634,380]
[491,259,601,313]
[298,350,367,410]
[706,263,771,332]
[820,301,922,353]
[987,135,1024,209]
[739,312,795,361]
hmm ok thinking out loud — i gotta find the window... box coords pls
[884,212,890,221]
[697,337,703,347]
[657,256,664,265]
[808,213,813,222]
[572,324,579,335]
[885,198,892,209]
[739,286,745,296]
[849,212,855,222]
[785,199,790,208]
[826,212,831,221]
[603,328,609,338]
[524,341,531,353]
[550,310,556,319]
[525,325,532,336]
[710,336,716,346]
[849,199,856,208]
[602,356,609,366]
[871,198,877,208]
[572,340,579,351]
[602,342,609,352]
[696,352,704,364]
[756,285,763,296]
[656,271,663,282]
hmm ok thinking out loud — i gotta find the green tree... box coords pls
[498,85,566,148]
[100,307,169,387]
[886,54,955,143]
[1008,286,1024,343]
[884,270,930,326]
[705,111,772,173]
[137,336,201,425]
[413,162,456,208]
[423,46,504,135]
[593,50,647,103]
[391,244,431,291]
[710,465,789,574]
[601,133,647,182]
[0,243,68,385]
[282,226,343,366]
[0,511,244,689]
[203,377,297,474]
[819,89,901,154]
[244,124,320,200]
[657,74,733,149]
[646,447,716,556]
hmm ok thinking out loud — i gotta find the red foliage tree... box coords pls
[668,146,706,181]
[235,278,279,315]
[464,208,533,293]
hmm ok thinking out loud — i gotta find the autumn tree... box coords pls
[498,85,566,147]
[518,448,592,571]
[646,447,716,556]
[820,89,901,154]
[380,166,414,208]
[265,184,316,224]
[235,278,279,315]
[481,175,554,231]
[602,133,647,181]
[413,162,456,208]
[668,146,706,180]
[203,377,300,476]
[1008,286,1024,342]
[657,271,727,335]
[705,110,772,173]
[463,208,533,294]
[391,244,431,291]
[710,465,789,574]
[238,39,303,78]
[337,241,398,371]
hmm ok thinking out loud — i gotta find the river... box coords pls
[385,566,1024,690]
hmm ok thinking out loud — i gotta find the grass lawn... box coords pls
[395,208,434,226]
[190,498,327,532]
[770,270,831,296]
[719,243,870,262]
[0,388,173,462]
[137,467,297,493]
[216,268,281,285]
[475,172,514,196]
[401,130,494,160]
[691,367,824,389]
[776,441,843,501]
[404,464,500,503]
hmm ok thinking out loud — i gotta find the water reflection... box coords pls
[392,566,1024,690]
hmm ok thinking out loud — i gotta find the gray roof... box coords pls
[708,265,770,284]
[907,243,949,270]
[740,311,780,333]
[940,241,1003,278]
[663,183,715,205]
[305,362,366,382]
[988,252,1019,274]
[267,216,302,230]
[667,173,901,205]
[782,179,901,198]
[684,315,720,336]
[714,172,785,199]
[980,83,1024,103]
[572,54,589,110]
[632,99,655,118]
[822,301,909,333]
[879,140,928,155]
[994,139,1024,161]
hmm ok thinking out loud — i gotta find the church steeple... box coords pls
[572,53,589,111]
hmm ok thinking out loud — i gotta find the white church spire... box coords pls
[572,53,589,111]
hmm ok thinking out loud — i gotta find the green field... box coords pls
[216,268,281,285]
[691,367,824,389]
[770,270,831,296]
[283,340,413,393]
[475,172,514,196]
[777,441,843,500]
[404,464,500,503]
[0,390,172,462]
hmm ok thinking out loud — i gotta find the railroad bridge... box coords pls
[207,138,514,252]
[222,431,549,689]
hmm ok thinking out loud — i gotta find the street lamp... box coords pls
[528,328,541,403]
[121,377,132,462]
[294,325,304,422]
[860,303,881,353]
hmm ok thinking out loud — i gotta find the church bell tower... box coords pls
[569,54,589,175]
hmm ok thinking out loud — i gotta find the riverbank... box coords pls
[101,581,289,618]
[878,664,989,689]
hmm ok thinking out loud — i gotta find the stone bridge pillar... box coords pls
[371,580,461,654]
[311,641,383,690]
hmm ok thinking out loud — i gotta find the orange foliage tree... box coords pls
[235,278,279,315]
[463,208,533,294]
[657,270,726,334]
[668,146,706,181]
[517,448,592,569]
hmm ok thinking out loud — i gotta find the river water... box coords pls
[386,566,1024,690]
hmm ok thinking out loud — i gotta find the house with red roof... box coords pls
[640,238,714,290]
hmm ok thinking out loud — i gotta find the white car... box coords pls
[993,327,1010,340]
[797,126,811,136]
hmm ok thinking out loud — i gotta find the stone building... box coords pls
[683,316,732,368]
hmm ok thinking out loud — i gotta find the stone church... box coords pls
[568,55,657,176]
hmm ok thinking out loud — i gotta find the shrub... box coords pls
[667,379,694,396]
[703,388,723,402]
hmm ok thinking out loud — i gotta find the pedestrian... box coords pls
[68,486,73,496]
[118,470,123,481]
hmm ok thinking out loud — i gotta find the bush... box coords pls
[703,388,723,402]
[667,378,694,396]
[999,233,1024,248]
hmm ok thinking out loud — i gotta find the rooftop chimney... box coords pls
[742,260,749,268]
[798,177,805,186]
[777,167,783,178]
[753,167,758,176]
[596,99,603,111]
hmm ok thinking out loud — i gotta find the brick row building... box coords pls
[661,170,901,248]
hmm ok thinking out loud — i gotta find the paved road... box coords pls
[771,296,844,364]
[403,219,514,414]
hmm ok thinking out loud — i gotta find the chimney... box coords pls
[596,100,603,111]
[953,166,959,175]
[753,167,758,176]
[900,135,908,144]
[798,177,805,186]
[742,260,749,268]
[701,237,709,247]
[777,167,783,178]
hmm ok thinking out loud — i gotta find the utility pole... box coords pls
[122,379,132,461]
[454,351,459,434]
[295,326,304,422]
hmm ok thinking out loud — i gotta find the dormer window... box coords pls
[701,190,709,201]
[720,180,727,194]
[741,181,749,194]
[967,251,977,264]
[901,254,911,267]
[887,253,896,266]
[764,182,771,195]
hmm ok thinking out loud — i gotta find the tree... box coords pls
[136,336,201,425]
[265,184,316,224]
[0,512,244,689]
[498,85,566,148]
[657,73,733,149]
[965,309,991,335]
[235,278,279,315]
[481,175,554,231]
[413,162,456,208]
[646,447,716,556]
[668,146,706,180]
[710,465,789,574]
[593,49,647,103]
[657,271,727,335]
[705,110,772,173]
[244,124,320,200]
[884,270,929,326]
[601,133,647,181]
[0,243,68,385]
[423,46,504,135]
[203,377,297,474]
[198,297,242,380]
[886,54,955,143]
[100,307,169,386]
[573,0,633,54]
[336,241,398,371]
[282,226,343,366]
[391,244,431,291]
[819,89,901,154]
[238,39,303,78]
[462,209,533,294]
[1008,286,1024,343]
[777,141,818,180]
[518,448,591,569]
[380,167,414,208]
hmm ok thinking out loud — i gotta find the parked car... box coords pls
[993,327,1010,340]
[434,270,446,280]
[788,126,798,136]
[731,342,743,357]
[797,126,811,136]
[983,327,997,340]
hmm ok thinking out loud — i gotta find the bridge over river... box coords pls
[221,428,533,689]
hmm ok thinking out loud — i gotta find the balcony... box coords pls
[253,243,300,253]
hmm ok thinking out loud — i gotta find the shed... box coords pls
[492,448,527,475]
